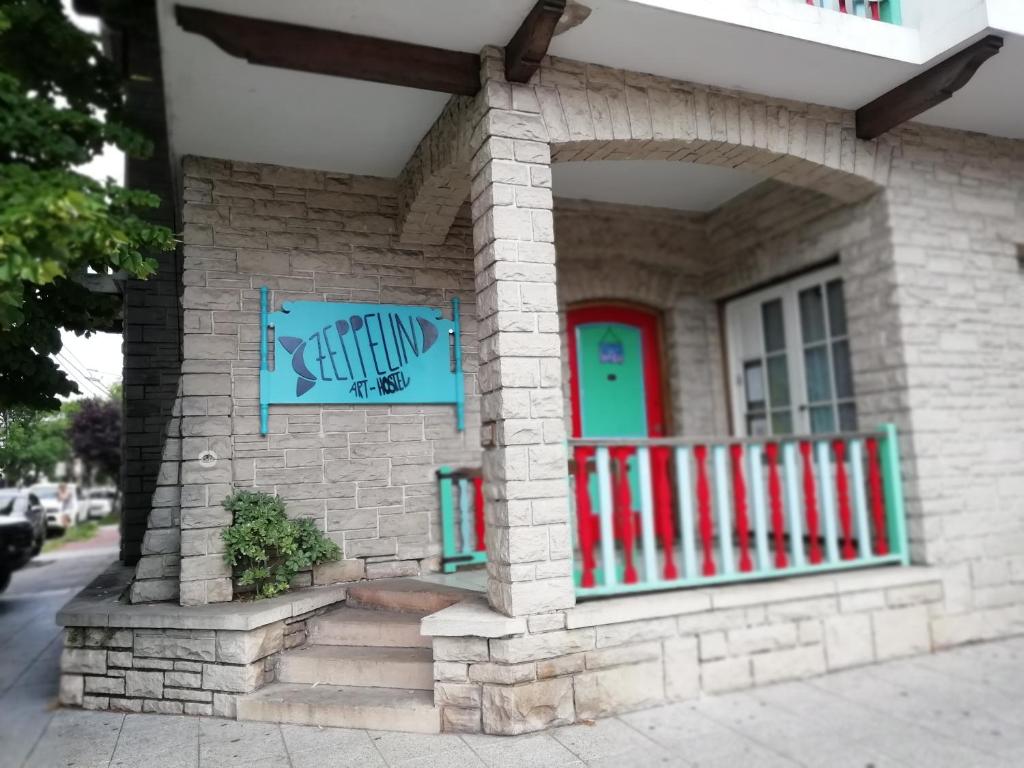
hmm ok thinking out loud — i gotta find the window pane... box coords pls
[744,360,765,409]
[809,405,835,434]
[804,345,833,403]
[747,414,769,437]
[838,402,858,431]
[766,354,790,407]
[771,410,793,435]
[826,280,847,337]
[799,286,827,344]
[832,340,854,399]
[761,299,786,353]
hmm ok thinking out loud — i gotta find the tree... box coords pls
[0,407,71,485]
[0,0,175,410]
[68,396,120,483]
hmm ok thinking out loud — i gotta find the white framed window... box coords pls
[724,265,856,437]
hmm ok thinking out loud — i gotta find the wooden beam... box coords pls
[505,0,566,83]
[174,5,481,96]
[856,35,1003,140]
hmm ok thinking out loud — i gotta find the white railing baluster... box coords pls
[849,438,873,559]
[675,446,698,580]
[783,442,806,567]
[816,441,840,563]
[748,443,770,571]
[596,447,617,587]
[458,477,471,554]
[568,426,907,596]
[713,444,735,575]
[636,448,659,584]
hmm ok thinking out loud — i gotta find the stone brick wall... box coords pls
[881,123,1024,643]
[118,2,183,571]
[173,158,482,604]
[432,569,944,734]
[58,608,321,716]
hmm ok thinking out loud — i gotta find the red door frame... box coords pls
[566,304,668,440]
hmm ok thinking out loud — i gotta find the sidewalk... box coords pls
[11,636,1024,768]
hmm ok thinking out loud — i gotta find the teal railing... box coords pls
[568,424,909,599]
[805,0,902,25]
[438,466,486,574]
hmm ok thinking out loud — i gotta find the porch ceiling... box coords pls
[155,0,1024,192]
[552,161,763,212]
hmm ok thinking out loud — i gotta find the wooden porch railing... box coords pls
[438,467,486,574]
[437,425,909,596]
[568,424,909,598]
[805,0,902,24]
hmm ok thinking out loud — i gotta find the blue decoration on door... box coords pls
[259,287,464,435]
[598,327,624,365]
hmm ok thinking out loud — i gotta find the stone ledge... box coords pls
[566,566,941,629]
[421,598,527,638]
[57,561,347,631]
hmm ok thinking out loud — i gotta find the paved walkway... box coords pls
[6,636,1024,768]
[4,541,1024,767]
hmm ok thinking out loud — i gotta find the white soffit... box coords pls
[156,0,1022,182]
[552,161,763,211]
[916,34,1024,139]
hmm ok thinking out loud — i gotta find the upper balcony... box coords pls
[804,1,901,25]
[626,0,1024,63]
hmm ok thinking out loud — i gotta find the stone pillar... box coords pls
[469,49,575,617]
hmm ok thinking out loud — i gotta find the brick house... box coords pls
[58,0,1024,735]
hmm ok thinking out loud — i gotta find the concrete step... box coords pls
[236,682,439,734]
[308,606,431,649]
[278,644,434,690]
[345,578,474,614]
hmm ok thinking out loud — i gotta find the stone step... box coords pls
[278,644,434,690]
[307,606,431,649]
[345,578,473,614]
[236,682,440,734]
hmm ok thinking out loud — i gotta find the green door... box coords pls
[575,322,649,438]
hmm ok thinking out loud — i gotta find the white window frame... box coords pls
[724,265,852,438]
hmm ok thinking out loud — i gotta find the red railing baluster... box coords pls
[573,447,597,587]
[730,444,753,572]
[866,437,890,555]
[833,440,856,560]
[694,445,716,576]
[869,1,881,21]
[800,441,823,564]
[765,442,788,568]
[611,447,638,584]
[839,0,848,12]
[473,476,485,552]
[651,446,678,580]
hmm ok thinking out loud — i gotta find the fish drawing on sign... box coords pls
[277,309,441,398]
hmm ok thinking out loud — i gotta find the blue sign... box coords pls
[259,287,464,434]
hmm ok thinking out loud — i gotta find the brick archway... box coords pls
[397,50,894,246]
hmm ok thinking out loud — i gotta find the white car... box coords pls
[32,483,89,531]
[86,487,119,519]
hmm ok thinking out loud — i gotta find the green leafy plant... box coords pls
[0,1,175,410]
[221,490,340,599]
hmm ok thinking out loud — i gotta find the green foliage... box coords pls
[0,1,175,409]
[0,406,71,484]
[221,491,341,599]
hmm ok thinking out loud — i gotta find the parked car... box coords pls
[32,483,88,532]
[0,490,45,593]
[86,487,120,520]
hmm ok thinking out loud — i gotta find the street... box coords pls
[0,532,118,768]
[2,533,1024,767]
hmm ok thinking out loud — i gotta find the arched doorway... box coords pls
[566,303,668,440]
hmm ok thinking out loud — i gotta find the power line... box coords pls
[55,353,107,399]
